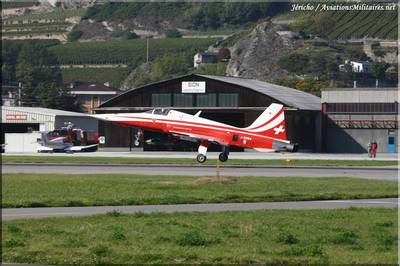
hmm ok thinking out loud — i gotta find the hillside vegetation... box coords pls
[1,1,37,9]
[2,8,86,41]
[291,9,398,40]
[4,7,86,22]
[61,68,130,88]
[84,2,289,31]
[48,38,217,66]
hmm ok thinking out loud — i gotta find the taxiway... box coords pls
[3,163,397,180]
[3,198,397,221]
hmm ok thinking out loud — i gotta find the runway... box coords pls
[3,163,398,180]
[3,198,397,221]
[3,151,398,161]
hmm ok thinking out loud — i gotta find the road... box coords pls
[2,163,398,180]
[3,198,397,221]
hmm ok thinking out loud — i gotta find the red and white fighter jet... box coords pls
[92,103,297,163]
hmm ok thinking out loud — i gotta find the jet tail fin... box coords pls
[245,103,287,141]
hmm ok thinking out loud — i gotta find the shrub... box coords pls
[195,63,227,75]
[277,232,299,245]
[90,244,110,256]
[106,210,123,217]
[330,229,358,245]
[8,225,22,234]
[112,229,127,241]
[67,29,83,42]
[111,30,139,40]
[375,221,394,227]
[4,239,25,248]
[165,29,182,38]
[177,231,209,246]
[375,231,396,250]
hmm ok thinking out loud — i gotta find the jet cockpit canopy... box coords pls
[145,109,170,116]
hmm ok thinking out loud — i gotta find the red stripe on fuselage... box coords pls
[117,113,284,136]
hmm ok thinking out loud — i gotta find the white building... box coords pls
[193,52,217,68]
[1,106,98,145]
[340,60,371,73]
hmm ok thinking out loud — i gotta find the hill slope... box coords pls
[290,9,397,40]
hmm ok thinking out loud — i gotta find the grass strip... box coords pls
[3,174,398,208]
[2,208,397,264]
[2,155,397,166]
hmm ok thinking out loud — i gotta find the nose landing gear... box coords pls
[196,143,230,163]
[196,140,209,163]
[196,154,207,163]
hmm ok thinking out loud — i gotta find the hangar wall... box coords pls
[322,88,398,153]
[96,74,322,151]
[55,116,98,131]
[326,128,393,153]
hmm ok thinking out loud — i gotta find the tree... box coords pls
[344,47,368,61]
[309,54,327,80]
[35,82,80,111]
[274,77,329,96]
[165,29,182,38]
[15,62,36,105]
[369,62,389,87]
[14,43,70,109]
[151,53,191,81]
[67,28,83,42]
[53,86,80,112]
[194,63,226,75]
[2,63,14,84]
[385,65,398,84]
[35,81,60,108]
[312,13,336,39]
[278,53,310,75]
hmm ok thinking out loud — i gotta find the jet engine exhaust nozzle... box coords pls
[272,141,298,152]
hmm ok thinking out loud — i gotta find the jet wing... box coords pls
[170,130,228,146]
[66,144,99,152]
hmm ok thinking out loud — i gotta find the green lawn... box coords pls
[2,155,398,166]
[2,208,397,264]
[3,174,397,208]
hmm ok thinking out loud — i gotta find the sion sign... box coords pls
[182,81,206,93]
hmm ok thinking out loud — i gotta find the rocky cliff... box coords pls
[226,21,302,81]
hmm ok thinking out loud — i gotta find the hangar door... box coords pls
[1,123,39,144]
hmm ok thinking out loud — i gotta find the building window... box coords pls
[219,93,238,107]
[152,94,171,107]
[173,94,193,107]
[326,102,398,113]
[197,94,216,107]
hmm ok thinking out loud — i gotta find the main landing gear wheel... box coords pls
[218,152,228,162]
[196,154,207,163]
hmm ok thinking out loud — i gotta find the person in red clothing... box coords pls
[371,141,378,158]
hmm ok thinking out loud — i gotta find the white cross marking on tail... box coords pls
[274,125,285,135]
